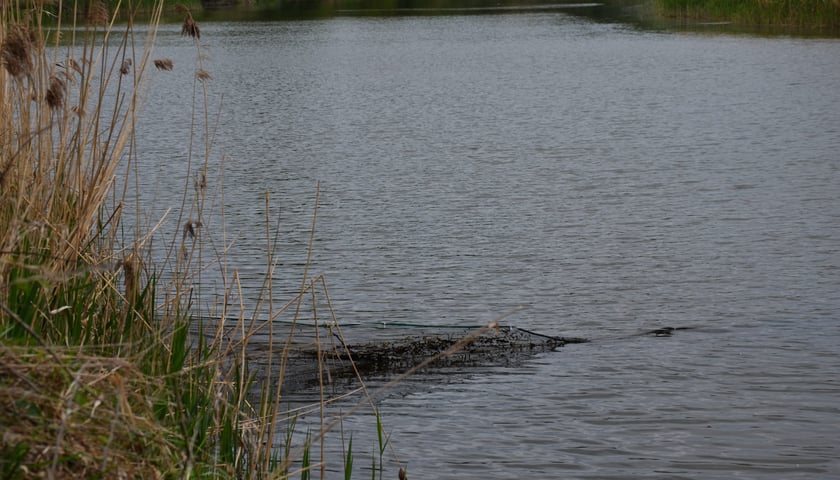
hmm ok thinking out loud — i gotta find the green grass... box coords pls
[655,0,840,29]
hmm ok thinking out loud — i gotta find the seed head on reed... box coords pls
[58,58,83,77]
[196,69,212,82]
[1,24,36,79]
[154,58,174,71]
[87,1,110,25]
[57,69,76,85]
[45,75,66,109]
[122,255,139,302]
[194,172,207,193]
[120,58,132,75]
[69,58,83,75]
[181,15,200,40]
[183,220,203,240]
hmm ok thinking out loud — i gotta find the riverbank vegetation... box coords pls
[36,0,839,31]
[654,0,840,29]
[0,1,410,478]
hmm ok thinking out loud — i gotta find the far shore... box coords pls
[103,0,840,33]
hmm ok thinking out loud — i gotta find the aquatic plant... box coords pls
[655,0,840,29]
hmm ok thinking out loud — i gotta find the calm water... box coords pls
[129,5,840,478]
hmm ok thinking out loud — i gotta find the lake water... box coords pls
[130,3,840,479]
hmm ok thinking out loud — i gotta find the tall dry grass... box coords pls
[0,0,166,340]
[1,2,417,478]
[0,0,195,476]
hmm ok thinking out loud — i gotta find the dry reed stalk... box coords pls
[1,0,167,312]
[0,158,13,189]
[0,0,243,476]
[1,3,164,280]
[6,3,385,477]
[256,273,415,477]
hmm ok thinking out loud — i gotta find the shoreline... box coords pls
[649,0,840,31]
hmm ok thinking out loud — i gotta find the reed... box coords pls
[0,2,416,478]
[655,0,840,29]
[0,0,188,475]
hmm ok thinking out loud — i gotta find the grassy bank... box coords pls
[0,1,412,478]
[655,0,840,29]
[0,0,264,476]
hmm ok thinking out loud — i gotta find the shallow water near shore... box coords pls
[131,4,840,478]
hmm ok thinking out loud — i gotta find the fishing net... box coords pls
[327,325,589,373]
[237,322,589,395]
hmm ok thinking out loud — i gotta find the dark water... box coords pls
[130,5,840,479]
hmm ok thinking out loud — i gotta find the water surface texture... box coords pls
[133,9,840,479]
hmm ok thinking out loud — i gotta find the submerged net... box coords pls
[327,325,589,373]
[235,322,590,395]
[196,314,688,401]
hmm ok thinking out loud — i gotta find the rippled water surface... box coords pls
[132,7,840,478]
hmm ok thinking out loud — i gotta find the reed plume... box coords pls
[122,254,141,304]
[154,58,173,71]
[181,14,200,39]
[87,1,110,25]
[183,220,203,240]
[45,74,66,109]
[68,58,82,75]
[196,68,212,82]
[1,23,36,79]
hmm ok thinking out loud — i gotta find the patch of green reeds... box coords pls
[655,0,840,29]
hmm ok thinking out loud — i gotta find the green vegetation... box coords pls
[655,0,840,29]
[0,1,409,478]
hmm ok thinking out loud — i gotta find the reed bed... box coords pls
[0,2,421,478]
[655,0,840,29]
